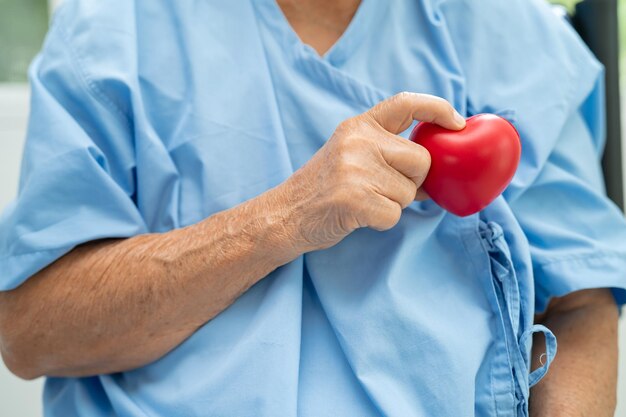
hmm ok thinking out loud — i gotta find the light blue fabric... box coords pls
[1,0,626,416]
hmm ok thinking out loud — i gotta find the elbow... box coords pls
[1,345,43,381]
[0,299,45,380]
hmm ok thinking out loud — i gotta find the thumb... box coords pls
[367,92,466,134]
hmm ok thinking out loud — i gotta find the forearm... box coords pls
[0,92,460,380]
[529,289,619,417]
[0,186,301,379]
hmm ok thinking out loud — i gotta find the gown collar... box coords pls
[253,0,390,67]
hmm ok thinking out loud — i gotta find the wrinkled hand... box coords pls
[277,92,466,253]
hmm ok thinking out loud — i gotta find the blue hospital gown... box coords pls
[1,0,626,416]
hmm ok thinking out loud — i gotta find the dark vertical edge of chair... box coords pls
[573,0,625,211]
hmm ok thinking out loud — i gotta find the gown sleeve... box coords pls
[0,7,146,291]
[440,0,626,311]
[511,97,626,312]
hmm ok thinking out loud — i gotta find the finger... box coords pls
[373,130,432,187]
[360,194,403,232]
[366,92,466,134]
[371,165,419,209]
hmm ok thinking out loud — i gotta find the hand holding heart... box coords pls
[276,92,520,255]
[276,92,466,254]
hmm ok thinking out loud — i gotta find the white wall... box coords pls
[0,84,626,415]
[0,84,43,416]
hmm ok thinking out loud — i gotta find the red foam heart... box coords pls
[409,114,521,217]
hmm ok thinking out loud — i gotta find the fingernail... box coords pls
[454,111,466,127]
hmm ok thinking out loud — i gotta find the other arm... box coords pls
[530,288,619,417]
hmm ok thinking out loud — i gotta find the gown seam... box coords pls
[536,251,626,268]
[53,7,133,132]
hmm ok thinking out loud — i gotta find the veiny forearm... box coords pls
[0,187,301,379]
[529,289,618,417]
[0,93,462,381]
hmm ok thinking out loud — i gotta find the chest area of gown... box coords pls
[129,2,468,227]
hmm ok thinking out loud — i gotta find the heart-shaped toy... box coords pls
[409,114,521,217]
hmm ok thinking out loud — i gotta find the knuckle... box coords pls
[400,184,418,207]
[387,204,403,226]
[333,130,360,153]
[417,94,448,115]
[337,117,363,135]
[371,202,402,231]
[362,108,383,129]
[435,98,454,116]
[416,145,432,168]
[337,118,353,132]
[414,93,449,109]
[394,91,414,103]
[446,105,458,120]
[382,209,403,230]
[342,132,359,149]
[398,197,412,210]
[426,94,447,106]
[331,123,351,146]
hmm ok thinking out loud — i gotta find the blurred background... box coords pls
[0,0,625,415]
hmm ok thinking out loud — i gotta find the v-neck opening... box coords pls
[257,0,387,67]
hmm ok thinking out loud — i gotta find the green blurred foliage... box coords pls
[551,0,583,12]
[621,1,626,78]
[551,0,626,84]
[0,0,48,82]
